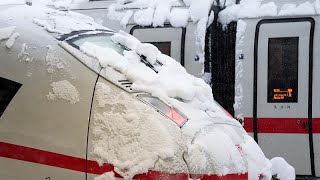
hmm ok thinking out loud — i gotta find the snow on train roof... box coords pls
[0,4,108,36]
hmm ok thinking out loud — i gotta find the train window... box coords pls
[147,42,171,56]
[267,37,299,103]
[0,77,22,118]
[137,94,187,127]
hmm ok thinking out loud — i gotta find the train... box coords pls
[0,2,274,180]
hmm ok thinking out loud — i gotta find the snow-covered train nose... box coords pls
[183,127,247,176]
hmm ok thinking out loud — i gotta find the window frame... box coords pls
[267,37,299,103]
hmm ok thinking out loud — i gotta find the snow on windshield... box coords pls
[71,33,125,55]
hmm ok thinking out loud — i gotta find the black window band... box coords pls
[0,77,22,118]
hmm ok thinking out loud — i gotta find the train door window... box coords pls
[129,27,183,65]
[147,42,171,56]
[0,77,22,117]
[267,37,299,103]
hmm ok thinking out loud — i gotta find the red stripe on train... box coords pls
[244,117,320,133]
[0,141,248,179]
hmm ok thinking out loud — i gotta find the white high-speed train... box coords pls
[0,3,275,180]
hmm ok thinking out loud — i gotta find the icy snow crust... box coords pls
[47,80,80,104]
[81,31,272,179]
[92,82,184,178]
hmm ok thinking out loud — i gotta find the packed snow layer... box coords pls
[120,10,133,28]
[94,171,116,180]
[133,8,155,26]
[169,8,189,27]
[81,31,272,179]
[315,0,320,14]
[0,26,16,41]
[219,0,320,25]
[278,2,315,16]
[47,80,80,104]
[152,0,173,27]
[189,0,213,22]
[241,135,272,180]
[219,0,277,25]
[184,126,246,175]
[91,82,183,179]
[46,46,69,73]
[0,5,107,36]
[0,0,24,5]
[0,0,87,9]
[5,32,20,49]
[234,19,246,122]
[270,157,295,180]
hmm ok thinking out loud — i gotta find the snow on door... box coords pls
[255,18,315,176]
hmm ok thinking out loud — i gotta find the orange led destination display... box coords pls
[273,88,293,100]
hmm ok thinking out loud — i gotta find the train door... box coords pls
[254,18,315,176]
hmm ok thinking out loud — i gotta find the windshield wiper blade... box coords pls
[121,44,163,73]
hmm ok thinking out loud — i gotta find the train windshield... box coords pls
[66,32,125,55]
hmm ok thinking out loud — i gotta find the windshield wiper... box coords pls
[121,45,163,73]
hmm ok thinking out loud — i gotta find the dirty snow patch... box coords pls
[46,46,68,73]
[18,43,33,62]
[47,80,80,104]
[5,32,20,49]
[0,26,16,41]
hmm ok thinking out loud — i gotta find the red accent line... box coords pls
[0,141,87,172]
[244,117,254,133]
[0,141,248,179]
[244,117,320,133]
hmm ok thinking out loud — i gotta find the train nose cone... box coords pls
[183,128,246,175]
